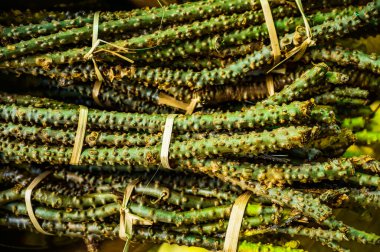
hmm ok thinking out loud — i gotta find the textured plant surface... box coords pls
[0,0,379,251]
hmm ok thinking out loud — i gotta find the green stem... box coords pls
[0,99,315,133]
[355,130,380,145]
[0,0,259,61]
[347,172,380,188]
[211,173,332,223]
[0,126,314,167]
[304,45,380,75]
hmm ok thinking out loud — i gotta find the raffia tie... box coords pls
[258,0,285,96]
[25,171,53,235]
[160,114,177,169]
[158,93,199,114]
[84,12,134,106]
[223,191,253,252]
[69,105,88,165]
[267,0,315,73]
[119,179,153,252]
